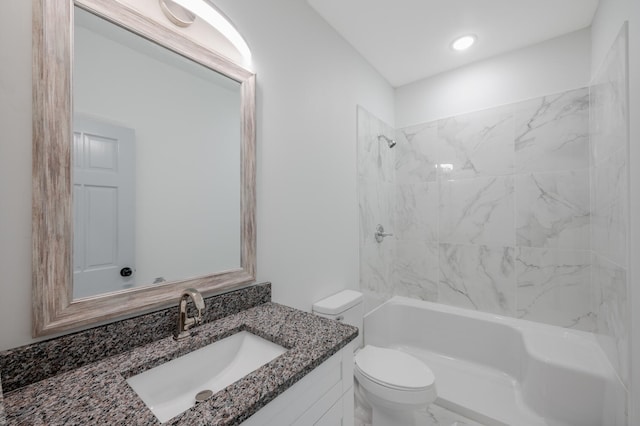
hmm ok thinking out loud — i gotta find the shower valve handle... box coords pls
[375,224,393,243]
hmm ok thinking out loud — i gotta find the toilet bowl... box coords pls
[354,345,436,425]
[312,291,437,426]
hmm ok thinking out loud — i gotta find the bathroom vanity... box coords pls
[0,284,358,425]
[7,1,359,423]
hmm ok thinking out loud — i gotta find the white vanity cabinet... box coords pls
[241,341,355,426]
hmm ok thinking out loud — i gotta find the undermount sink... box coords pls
[126,331,287,423]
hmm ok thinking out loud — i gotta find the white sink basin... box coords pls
[126,331,287,423]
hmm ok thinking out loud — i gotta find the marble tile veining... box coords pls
[516,170,590,250]
[396,122,438,184]
[439,176,515,246]
[514,87,589,173]
[357,106,397,313]
[2,303,357,425]
[361,289,390,315]
[516,247,593,331]
[393,241,438,302]
[396,182,438,242]
[0,380,5,426]
[592,254,629,388]
[357,106,395,184]
[359,180,395,246]
[356,376,488,425]
[590,24,630,389]
[360,242,394,300]
[361,83,621,340]
[439,243,515,316]
[355,398,486,426]
[437,105,514,180]
[591,148,628,267]
[590,25,628,166]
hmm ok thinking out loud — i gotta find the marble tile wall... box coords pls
[426,87,589,330]
[357,22,630,421]
[590,25,629,389]
[358,86,594,331]
[357,106,397,312]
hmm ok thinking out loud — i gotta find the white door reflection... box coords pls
[73,116,136,299]
[72,7,242,300]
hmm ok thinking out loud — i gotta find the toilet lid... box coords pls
[355,345,435,391]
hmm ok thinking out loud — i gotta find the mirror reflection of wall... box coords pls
[73,7,242,299]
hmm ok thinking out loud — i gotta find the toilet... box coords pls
[312,290,437,426]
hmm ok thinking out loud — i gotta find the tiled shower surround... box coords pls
[358,29,628,390]
[590,25,629,389]
[358,86,593,330]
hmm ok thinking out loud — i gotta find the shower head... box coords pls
[378,134,396,148]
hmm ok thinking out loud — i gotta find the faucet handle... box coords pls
[374,224,393,243]
[174,288,206,341]
[184,288,205,310]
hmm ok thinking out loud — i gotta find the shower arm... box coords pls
[377,134,396,148]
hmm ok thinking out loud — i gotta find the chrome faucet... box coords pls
[173,288,205,341]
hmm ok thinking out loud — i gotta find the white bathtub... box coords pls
[364,297,626,426]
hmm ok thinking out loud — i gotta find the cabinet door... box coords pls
[292,382,342,425]
[241,350,342,426]
[314,399,343,426]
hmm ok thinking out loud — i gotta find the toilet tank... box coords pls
[312,290,363,348]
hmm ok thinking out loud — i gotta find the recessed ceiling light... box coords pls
[451,34,477,51]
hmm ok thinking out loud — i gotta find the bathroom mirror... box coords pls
[32,0,256,336]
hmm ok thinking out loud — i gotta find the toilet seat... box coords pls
[311,290,437,425]
[354,345,437,409]
[355,345,435,391]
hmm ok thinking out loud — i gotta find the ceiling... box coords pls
[306,0,599,87]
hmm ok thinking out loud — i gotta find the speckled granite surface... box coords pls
[2,302,357,425]
[0,283,271,394]
[0,380,5,426]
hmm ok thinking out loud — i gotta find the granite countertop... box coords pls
[1,302,357,425]
[0,379,5,426]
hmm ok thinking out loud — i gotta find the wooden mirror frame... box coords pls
[32,0,256,337]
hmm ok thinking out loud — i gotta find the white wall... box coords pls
[591,0,640,424]
[75,23,241,286]
[211,0,395,311]
[0,1,34,350]
[395,28,591,127]
[0,0,393,351]
[591,0,631,74]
